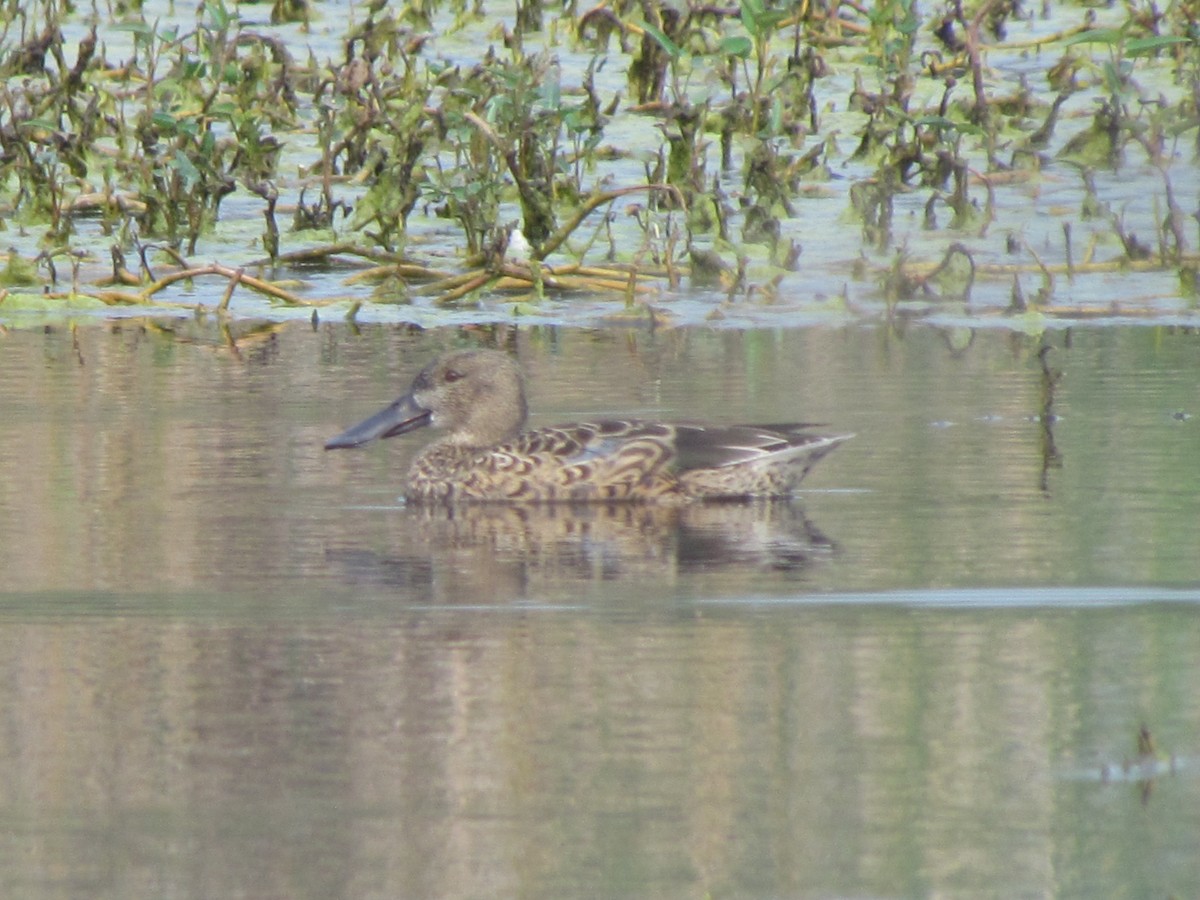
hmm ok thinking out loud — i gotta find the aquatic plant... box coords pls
[0,0,1197,325]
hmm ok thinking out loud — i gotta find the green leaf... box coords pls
[768,95,783,134]
[151,111,179,132]
[540,76,561,110]
[203,0,233,30]
[1063,28,1126,47]
[910,114,985,136]
[896,0,921,36]
[719,36,753,58]
[20,117,62,132]
[111,22,156,38]
[741,0,788,39]
[1126,35,1192,56]
[642,22,681,59]
[170,152,201,187]
[740,0,766,36]
[1102,60,1123,94]
[180,58,205,80]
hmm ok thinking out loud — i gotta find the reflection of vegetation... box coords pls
[1,0,1200,319]
[1099,724,1179,806]
[1035,343,1063,494]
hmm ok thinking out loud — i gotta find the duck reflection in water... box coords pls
[324,502,840,599]
[325,349,852,504]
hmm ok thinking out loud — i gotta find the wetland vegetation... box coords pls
[1,0,1199,326]
[2,8,1198,892]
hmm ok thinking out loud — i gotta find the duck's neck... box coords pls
[444,403,527,448]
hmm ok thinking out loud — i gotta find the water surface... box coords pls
[0,321,1197,898]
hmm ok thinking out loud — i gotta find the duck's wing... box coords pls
[531,421,850,472]
[543,420,674,460]
[482,421,850,501]
[672,424,851,471]
[427,422,849,504]
[485,421,681,501]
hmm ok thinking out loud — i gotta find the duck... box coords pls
[325,349,852,503]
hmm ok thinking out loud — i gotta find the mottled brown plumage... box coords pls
[326,349,851,503]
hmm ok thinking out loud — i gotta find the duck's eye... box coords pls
[444,369,464,383]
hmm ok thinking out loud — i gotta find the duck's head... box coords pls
[325,349,528,451]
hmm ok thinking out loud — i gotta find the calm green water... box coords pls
[0,321,1197,898]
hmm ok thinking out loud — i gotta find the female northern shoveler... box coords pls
[325,349,852,503]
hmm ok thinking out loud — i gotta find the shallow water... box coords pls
[1,321,1198,898]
